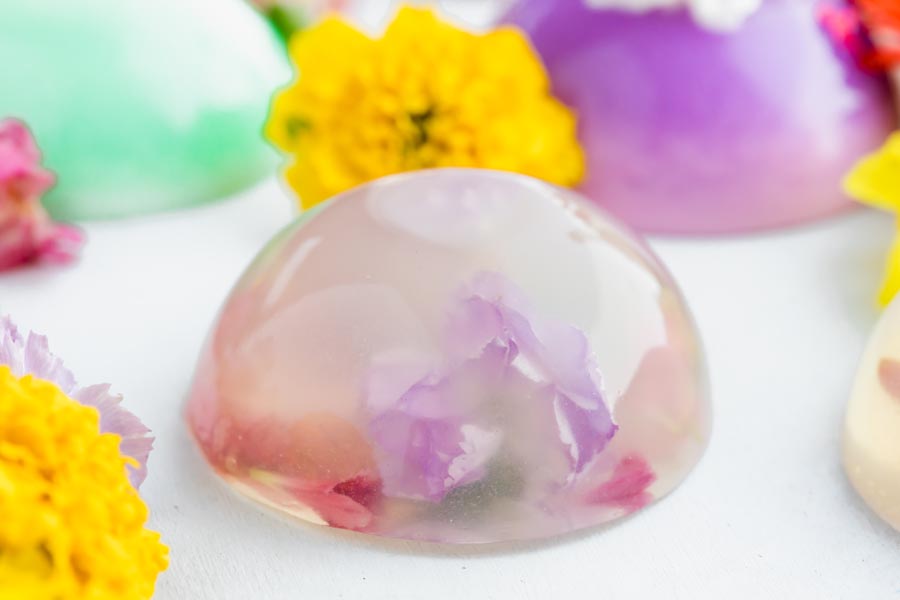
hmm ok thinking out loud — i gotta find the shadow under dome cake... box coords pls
[187,169,710,543]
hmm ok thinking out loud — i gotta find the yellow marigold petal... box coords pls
[265,87,307,153]
[845,132,900,211]
[287,17,371,74]
[285,157,336,209]
[477,99,585,187]
[384,7,467,48]
[268,18,372,153]
[478,27,550,94]
[0,367,167,600]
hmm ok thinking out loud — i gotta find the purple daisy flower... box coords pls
[0,316,153,488]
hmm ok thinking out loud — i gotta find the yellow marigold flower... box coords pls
[845,133,900,305]
[0,367,167,600]
[265,6,586,208]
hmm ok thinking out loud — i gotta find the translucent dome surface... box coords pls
[187,169,710,543]
[845,298,900,532]
[503,0,897,234]
[0,0,288,220]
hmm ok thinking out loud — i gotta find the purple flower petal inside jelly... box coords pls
[366,272,617,501]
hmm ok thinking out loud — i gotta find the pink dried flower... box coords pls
[0,118,82,271]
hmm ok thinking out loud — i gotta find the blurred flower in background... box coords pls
[846,133,900,306]
[819,0,900,71]
[265,6,584,209]
[0,119,82,272]
[0,318,167,599]
[859,0,900,68]
[843,0,900,306]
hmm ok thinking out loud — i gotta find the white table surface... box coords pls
[2,178,899,599]
[4,2,900,597]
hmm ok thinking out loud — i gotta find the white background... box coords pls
[3,2,900,598]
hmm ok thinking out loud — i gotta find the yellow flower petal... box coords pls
[844,133,900,306]
[0,367,167,600]
[265,6,586,208]
[287,16,371,74]
[845,132,900,212]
